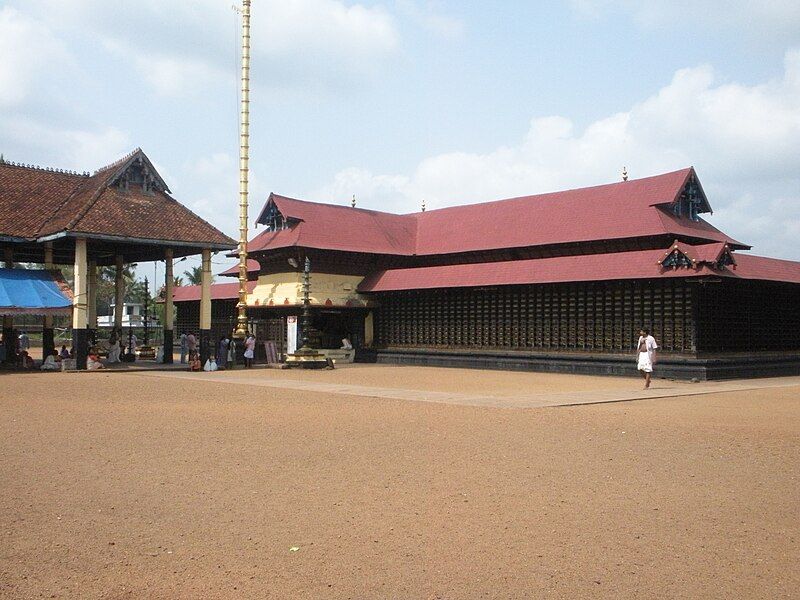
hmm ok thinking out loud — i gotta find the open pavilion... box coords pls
[0,149,236,369]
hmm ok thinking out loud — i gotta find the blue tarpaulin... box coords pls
[0,268,73,316]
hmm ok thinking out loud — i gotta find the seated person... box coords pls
[17,350,33,369]
[41,351,60,371]
[189,350,202,372]
[59,345,70,360]
[341,337,353,350]
[87,351,105,370]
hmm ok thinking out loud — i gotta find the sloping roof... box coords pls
[170,281,256,302]
[220,259,260,277]
[733,254,800,284]
[359,248,800,292]
[250,194,416,255]
[0,150,235,248]
[0,268,73,315]
[249,168,746,257]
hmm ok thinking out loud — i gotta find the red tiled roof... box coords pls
[732,254,800,284]
[250,194,416,255]
[249,168,747,258]
[358,248,800,292]
[220,259,260,277]
[171,281,256,302]
[0,150,235,248]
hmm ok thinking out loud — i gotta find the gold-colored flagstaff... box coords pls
[234,0,252,339]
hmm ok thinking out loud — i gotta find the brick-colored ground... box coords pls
[1,367,798,599]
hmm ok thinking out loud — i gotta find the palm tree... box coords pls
[183,266,212,285]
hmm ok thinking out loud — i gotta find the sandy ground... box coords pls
[0,367,798,599]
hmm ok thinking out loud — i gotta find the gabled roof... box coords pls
[0,149,235,249]
[358,248,800,292]
[251,193,416,255]
[248,168,747,258]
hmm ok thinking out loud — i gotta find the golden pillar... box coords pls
[234,0,252,339]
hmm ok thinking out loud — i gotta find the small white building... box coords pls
[97,302,159,329]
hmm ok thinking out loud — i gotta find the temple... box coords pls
[0,149,236,368]
[171,167,800,379]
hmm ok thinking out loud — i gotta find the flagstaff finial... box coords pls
[622,166,628,182]
[351,194,356,208]
[421,199,426,212]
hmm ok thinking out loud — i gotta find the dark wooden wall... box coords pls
[373,280,696,354]
[695,280,800,353]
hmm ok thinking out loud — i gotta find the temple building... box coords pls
[0,149,235,368]
[171,167,800,379]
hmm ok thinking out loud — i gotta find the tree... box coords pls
[184,266,213,285]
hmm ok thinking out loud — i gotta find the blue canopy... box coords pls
[0,268,73,316]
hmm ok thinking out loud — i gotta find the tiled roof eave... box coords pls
[36,229,236,249]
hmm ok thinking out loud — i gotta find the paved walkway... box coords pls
[135,370,800,409]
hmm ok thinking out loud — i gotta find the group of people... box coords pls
[106,328,137,363]
[179,330,257,371]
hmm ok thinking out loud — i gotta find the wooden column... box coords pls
[87,260,98,344]
[73,238,89,369]
[199,248,212,364]
[163,248,174,363]
[2,248,14,364]
[42,242,55,359]
[114,255,125,330]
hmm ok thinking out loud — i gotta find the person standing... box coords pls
[18,331,30,353]
[243,333,256,368]
[217,335,229,370]
[636,328,659,389]
[179,331,188,364]
[186,332,197,358]
[107,329,120,363]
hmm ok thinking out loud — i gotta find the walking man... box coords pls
[636,328,658,389]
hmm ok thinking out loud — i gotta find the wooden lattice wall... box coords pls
[695,280,800,353]
[373,280,696,354]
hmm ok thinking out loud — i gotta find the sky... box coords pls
[1,0,799,281]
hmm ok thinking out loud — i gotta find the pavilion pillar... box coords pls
[163,248,174,363]
[2,248,14,364]
[72,238,89,370]
[114,255,125,330]
[199,248,212,364]
[42,242,55,359]
[87,260,98,346]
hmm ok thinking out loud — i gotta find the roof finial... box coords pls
[421,199,426,212]
[351,193,356,208]
[622,166,628,182]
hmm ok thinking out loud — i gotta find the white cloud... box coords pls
[396,0,465,40]
[569,0,800,37]
[0,116,130,171]
[0,7,66,106]
[17,0,401,97]
[311,49,800,259]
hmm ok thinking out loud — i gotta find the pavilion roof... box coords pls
[248,167,747,258]
[0,149,235,250]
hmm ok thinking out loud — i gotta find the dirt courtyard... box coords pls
[1,366,798,599]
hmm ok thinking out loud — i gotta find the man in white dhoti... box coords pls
[636,328,658,389]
